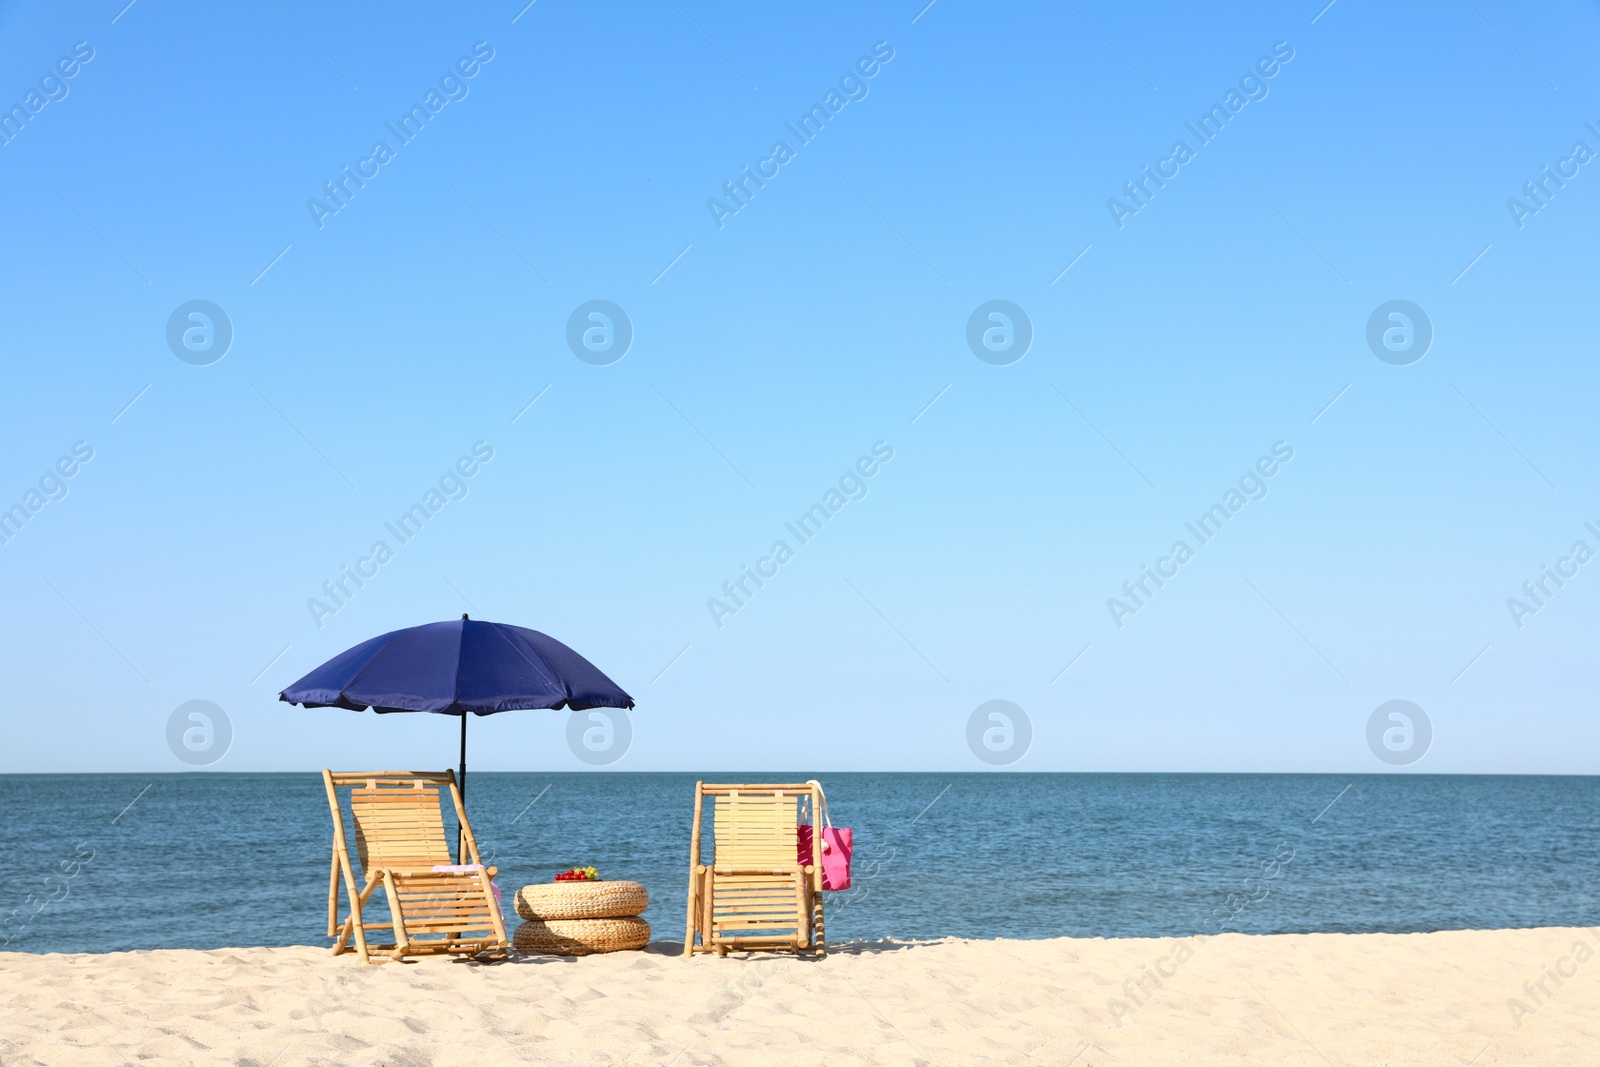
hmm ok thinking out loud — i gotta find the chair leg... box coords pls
[479,869,509,953]
[327,852,340,939]
[684,864,701,958]
[336,876,380,961]
[794,870,808,951]
[332,913,355,957]
[700,868,715,955]
[382,871,409,962]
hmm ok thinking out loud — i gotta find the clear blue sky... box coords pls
[2,0,1597,773]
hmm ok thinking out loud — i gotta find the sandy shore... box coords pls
[2,927,1597,1065]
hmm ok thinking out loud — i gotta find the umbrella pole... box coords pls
[457,713,468,864]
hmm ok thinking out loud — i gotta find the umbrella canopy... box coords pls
[280,616,633,859]
[279,616,634,716]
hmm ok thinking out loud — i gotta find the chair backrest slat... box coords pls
[346,779,454,877]
[712,790,799,868]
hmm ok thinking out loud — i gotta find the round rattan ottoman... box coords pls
[513,880,650,956]
[513,916,650,956]
[515,880,649,922]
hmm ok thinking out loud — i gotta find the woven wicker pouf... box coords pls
[512,880,651,955]
[514,916,650,955]
[515,880,649,922]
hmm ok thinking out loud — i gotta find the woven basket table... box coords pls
[512,880,650,955]
[515,880,649,921]
[513,916,650,955]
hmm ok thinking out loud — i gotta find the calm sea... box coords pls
[1,773,1596,954]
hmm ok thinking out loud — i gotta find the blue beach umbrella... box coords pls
[280,615,634,855]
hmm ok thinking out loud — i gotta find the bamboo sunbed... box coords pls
[683,782,825,958]
[323,770,509,964]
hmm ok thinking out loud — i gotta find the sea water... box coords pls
[1,772,1596,953]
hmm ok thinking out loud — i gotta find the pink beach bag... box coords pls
[798,781,852,891]
[431,863,503,909]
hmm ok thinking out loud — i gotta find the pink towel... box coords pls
[431,863,503,907]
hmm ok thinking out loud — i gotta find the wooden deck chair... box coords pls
[683,782,825,958]
[323,770,509,964]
